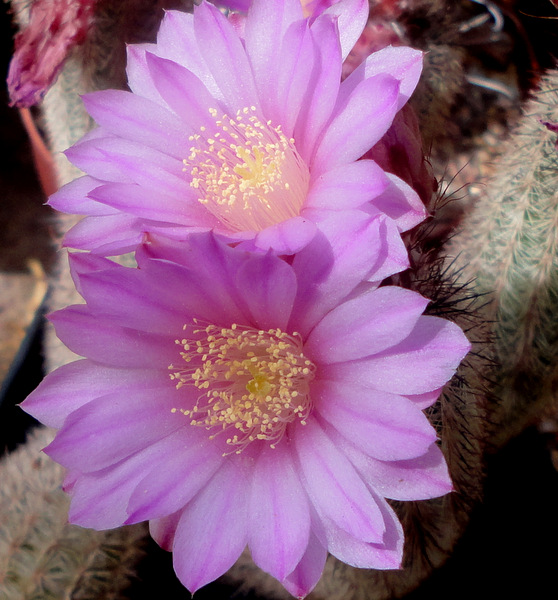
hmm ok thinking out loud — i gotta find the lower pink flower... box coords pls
[22,220,470,598]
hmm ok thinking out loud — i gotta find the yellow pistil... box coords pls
[169,320,316,454]
[183,106,310,232]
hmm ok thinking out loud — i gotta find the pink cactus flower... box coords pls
[48,0,426,256]
[22,223,470,598]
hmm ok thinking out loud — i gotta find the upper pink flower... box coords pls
[49,0,426,255]
[22,219,470,598]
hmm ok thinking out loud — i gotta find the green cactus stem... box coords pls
[0,427,148,600]
[450,68,558,448]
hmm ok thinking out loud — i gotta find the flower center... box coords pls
[183,106,310,233]
[169,321,315,454]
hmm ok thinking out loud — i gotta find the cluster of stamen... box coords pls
[183,106,310,232]
[169,320,315,454]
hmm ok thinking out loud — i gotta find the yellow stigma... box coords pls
[169,321,316,454]
[183,106,310,232]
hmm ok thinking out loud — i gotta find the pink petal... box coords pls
[364,172,427,232]
[145,52,217,133]
[81,90,191,156]
[322,494,403,569]
[63,214,145,255]
[366,216,410,282]
[244,0,302,119]
[254,216,317,254]
[20,359,163,428]
[68,252,120,295]
[49,305,179,368]
[126,428,224,522]
[282,531,327,599]
[294,417,385,543]
[305,159,389,210]
[125,44,165,106]
[290,212,399,335]
[76,269,186,334]
[326,316,471,395]
[64,137,186,196]
[87,182,209,225]
[312,73,400,175]
[306,286,429,363]
[45,386,185,472]
[155,10,222,101]
[314,380,437,461]
[150,510,183,551]
[341,45,423,111]
[406,388,443,410]
[343,440,453,501]
[137,234,252,325]
[273,19,314,137]
[48,175,117,216]
[320,0,368,61]
[235,252,297,331]
[172,460,248,593]
[193,2,260,114]
[67,429,191,529]
[248,444,310,581]
[293,15,342,163]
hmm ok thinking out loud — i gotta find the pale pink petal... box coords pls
[294,417,385,543]
[68,430,192,529]
[87,183,210,226]
[49,305,179,368]
[322,494,403,569]
[305,159,389,210]
[254,216,317,254]
[312,73,400,175]
[406,388,444,410]
[340,45,423,111]
[320,0,368,61]
[63,214,145,255]
[326,316,471,395]
[248,444,310,581]
[343,440,454,501]
[193,2,260,114]
[293,15,342,163]
[20,360,163,428]
[48,175,117,216]
[235,252,297,331]
[282,531,327,599]
[81,90,191,156]
[150,510,183,551]
[44,387,184,472]
[314,380,437,461]
[306,286,429,363]
[363,172,427,232]
[64,137,186,196]
[244,0,302,119]
[290,213,402,335]
[155,10,222,101]
[172,461,248,593]
[145,52,217,132]
[76,269,186,334]
[125,44,165,105]
[68,252,120,296]
[126,428,224,522]
[273,19,314,137]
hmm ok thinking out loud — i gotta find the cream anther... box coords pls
[169,321,315,453]
[183,107,310,232]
